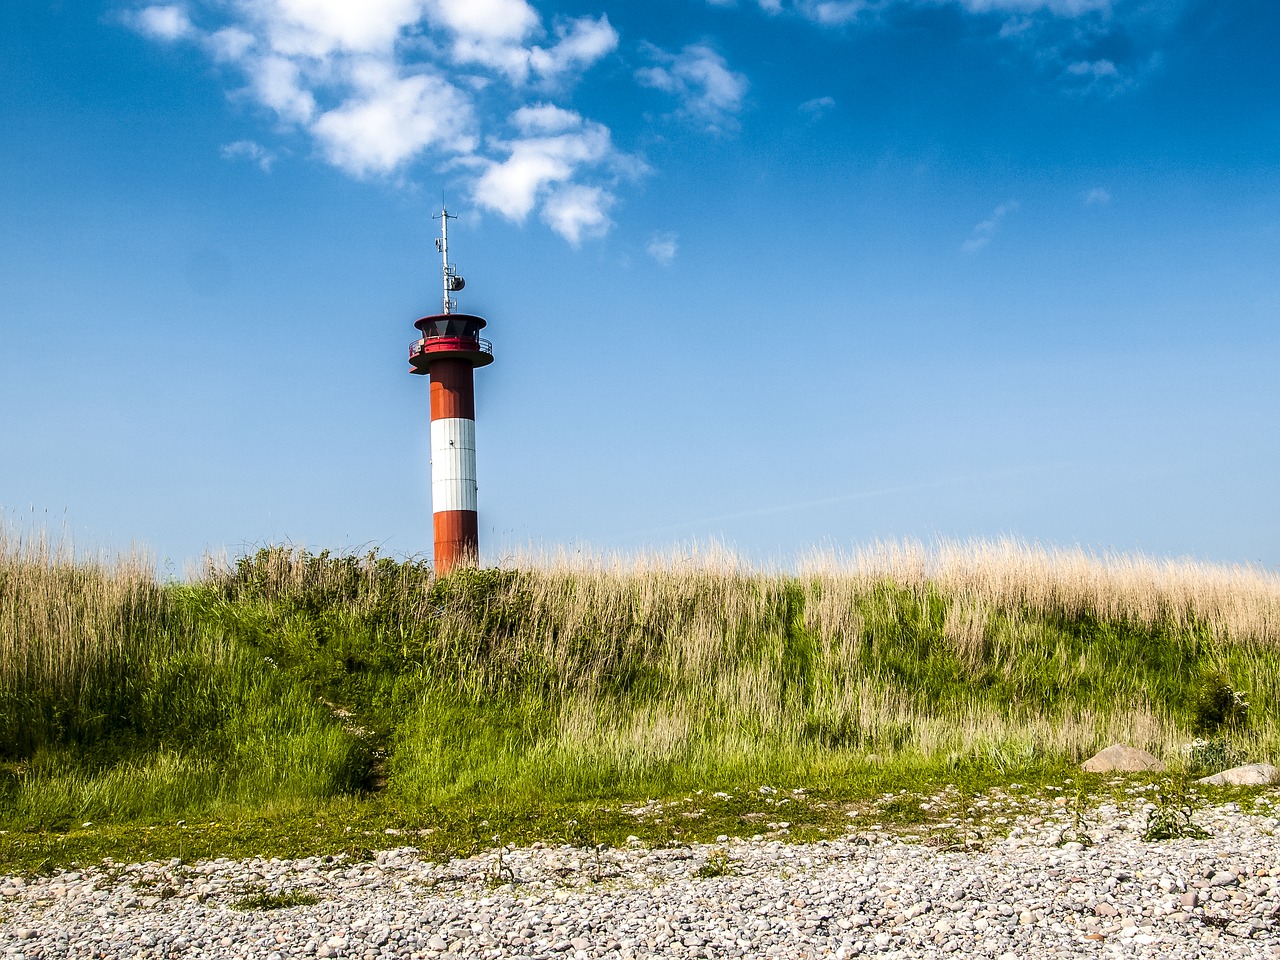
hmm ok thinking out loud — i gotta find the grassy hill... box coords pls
[2,531,1277,868]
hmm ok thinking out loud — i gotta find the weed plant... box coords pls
[232,890,319,911]
[1142,774,1211,841]
[695,849,735,878]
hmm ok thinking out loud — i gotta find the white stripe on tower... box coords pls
[429,417,477,514]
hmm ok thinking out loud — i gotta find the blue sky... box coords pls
[1,0,1277,570]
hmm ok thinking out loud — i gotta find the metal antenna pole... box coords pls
[433,208,458,315]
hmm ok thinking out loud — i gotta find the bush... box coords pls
[1193,670,1250,733]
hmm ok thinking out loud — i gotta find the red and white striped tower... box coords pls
[408,209,494,574]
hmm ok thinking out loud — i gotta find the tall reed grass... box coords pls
[0,525,165,756]
[6,532,1278,829]
[383,540,1275,801]
[202,540,1280,807]
[0,526,365,828]
[802,538,1280,644]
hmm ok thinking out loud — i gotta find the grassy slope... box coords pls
[2,539,1278,871]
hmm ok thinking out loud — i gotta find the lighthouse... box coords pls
[408,210,494,574]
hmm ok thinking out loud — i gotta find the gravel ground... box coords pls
[3,791,1280,960]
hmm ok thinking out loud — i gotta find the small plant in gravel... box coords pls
[878,794,930,824]
[1143,775,1210,842]
[1056,786,1094,848]
[695,849,735,878]
[955,796,987,851]
[231,890,319,911]
[484,836,517,887]
[586,843,615,883]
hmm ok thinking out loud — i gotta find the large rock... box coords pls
[1197,763,1280,786]
[1082,744,1165,773]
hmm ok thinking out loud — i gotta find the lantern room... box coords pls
[408,313,494,374]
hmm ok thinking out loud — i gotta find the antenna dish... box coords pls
[447,276,465,292]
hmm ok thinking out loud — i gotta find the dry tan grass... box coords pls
[800,538,1280,645]
[0,522,162,704]
[495,539,1280,766]
[942,597,990,672]
[19,534,1266,778]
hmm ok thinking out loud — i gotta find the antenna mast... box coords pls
[433,208,464,314]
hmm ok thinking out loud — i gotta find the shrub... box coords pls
[1193,670,1250,734]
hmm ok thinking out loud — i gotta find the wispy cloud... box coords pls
[796,1,867,24]
[124,0,630,244]
[986,3,1174,94]
[953,0,1112,13]
[799,95,836,119]
[714,0,1181,94]
[1083,186,1111,206]
[220,139,276,172]
[646,232,678,264]
[636,43,749,133]
[631,461,1071,538]
[717,0,865,22]
[1060,57,1139,95]
[728,0,1113,24]
[962,200,1019,254]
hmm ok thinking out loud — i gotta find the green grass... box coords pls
[232,890,320,911]
[3,536,1279,873]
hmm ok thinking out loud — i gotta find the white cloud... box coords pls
[427,0,539,43]
[646,232,678,264]
[530,16,619,79]
[129,5,195,41]
[220,139,276,171]
[206,26,255,61]
[799,95,836,119]
[542,184,614,246]
[125,0,627,244]
[249,55,317,123]
[1083,186,1111,205]
[474,115,613,222]
[511,102,584,134]
[312,68,476,176]
[637,44,748,132]
[252,0,434,57]
[961,200,1018,254]
[449,37,535,82]
[451,13,617,84]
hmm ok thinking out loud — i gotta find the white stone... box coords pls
[1197,763,1280,786]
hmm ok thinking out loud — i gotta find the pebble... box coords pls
[1,794,1279,958]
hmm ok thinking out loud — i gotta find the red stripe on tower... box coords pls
[407,209,494,575]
